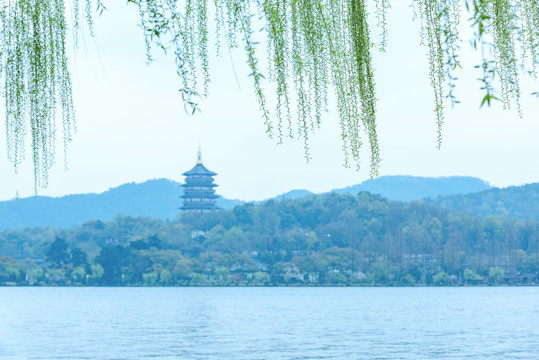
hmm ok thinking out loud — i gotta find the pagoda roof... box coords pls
[183,163,217,176]
[182,182,217,187]
[181,193,219,199]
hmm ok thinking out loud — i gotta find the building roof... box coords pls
[183,163,217,176]
[182,182,218,187]
[181,193,219,199]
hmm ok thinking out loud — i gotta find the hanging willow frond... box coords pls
[116,0,539,173]
[0,0,90,192]
[129,0,381,173]
[2,0,539,190]
[414,0,538,145]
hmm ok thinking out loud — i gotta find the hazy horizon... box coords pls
[0,174,499,203]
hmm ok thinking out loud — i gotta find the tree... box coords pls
[488,266,504,285]
[159,269,173,284]
[172,257,194,282]
[89,264,105,284]
[143,271,159,285]
[433,271,450,286]
[253,271,271,285]
[190,273,208,286]
[72,265,87,284]
[407,262,423,283]
[214,266,230,284]
[463,268,482,283]
[0,257,25,283]
[45,267,67,285]
[46,238,69,266]
[26,267,44,285]
[2,0,538,189]
[95,245,132,284]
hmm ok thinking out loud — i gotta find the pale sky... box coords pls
[1,2,538,202]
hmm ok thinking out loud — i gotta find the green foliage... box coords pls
[414,0,459,146]
[5,2,538,186]
[46,237,69,265]
[72,265,87,283]
[326,271,348,284]
[428,183,539,221]
[128,0,537,171]
[0,0,90,191]
[159,269,172,284]
[488,265,504,284]
[26,267,44,284]
[190,272,208,285]
[402,273,417,285]
[463,267,481,282]
[2,191,539,286]
[407,262,423,282]
[432,270,450,285]
[517,253,539,272]
[253,271,270,285]
[89,263,104,284]
[143,271,159,285]
[0,256,25,283]
[45,267,66,284]
[95,245,133,284]
[214,266,229,284]
[370,260,394,284]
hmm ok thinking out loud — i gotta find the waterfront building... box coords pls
[181,148,218,213]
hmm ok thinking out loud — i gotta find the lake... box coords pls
[0,287,538,359]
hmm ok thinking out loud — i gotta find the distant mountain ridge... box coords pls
[0,179,242,230]
[0,175,501,231]
[270,189,315,201]
[331,175,492,201]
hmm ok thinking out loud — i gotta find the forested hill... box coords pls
[0,179,242,230]
[0,176,491,231]
[1,192,537,286]
[428,183,539,221]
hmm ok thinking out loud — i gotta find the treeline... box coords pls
[428,183,539,221]
[1,192,538,286]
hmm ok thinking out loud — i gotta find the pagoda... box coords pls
[181,147,219,213]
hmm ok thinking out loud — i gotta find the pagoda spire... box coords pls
[197,141,203,164]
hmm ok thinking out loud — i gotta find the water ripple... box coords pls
[0,287,538,359]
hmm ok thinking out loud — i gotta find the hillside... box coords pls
[1,191,537,286]
[428,183,539,220]
[332,175,492,201]
[0,175,493,231]
[0,179,242,230]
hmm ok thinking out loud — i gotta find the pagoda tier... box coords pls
[181,151,219,213]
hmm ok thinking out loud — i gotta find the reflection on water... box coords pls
[0,287,538,359]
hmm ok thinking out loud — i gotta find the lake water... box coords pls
[0,287,538,359]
